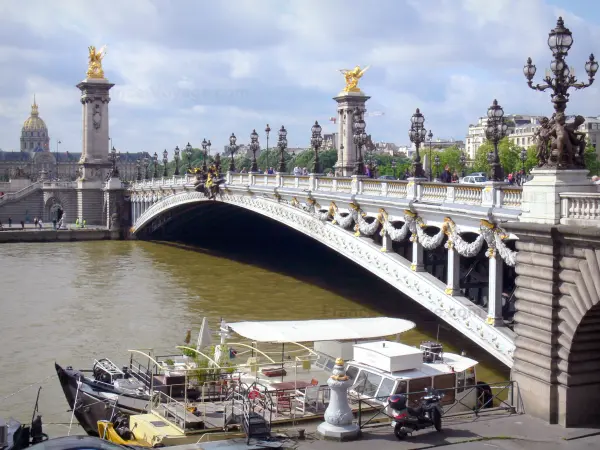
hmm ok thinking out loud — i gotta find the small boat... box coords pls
[94,317,482,447]
[1,389,48,450]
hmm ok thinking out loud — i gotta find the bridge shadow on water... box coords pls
[148,202,509,377]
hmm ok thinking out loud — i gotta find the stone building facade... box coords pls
[0,99,147,184]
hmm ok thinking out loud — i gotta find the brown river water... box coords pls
[0,239,508,437]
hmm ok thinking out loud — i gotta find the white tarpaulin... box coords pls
[227,317,416,343]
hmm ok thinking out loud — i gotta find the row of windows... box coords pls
[22,131,46,137]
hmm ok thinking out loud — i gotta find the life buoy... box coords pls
[248,389,260,400]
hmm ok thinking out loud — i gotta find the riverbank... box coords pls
[0,226,121,243]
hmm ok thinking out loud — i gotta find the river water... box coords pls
[0,236,508,437]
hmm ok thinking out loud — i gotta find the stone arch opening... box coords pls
[45,196,65,223]
[459,231,489,308]
[390,221,411,260]
[422,225,448,283]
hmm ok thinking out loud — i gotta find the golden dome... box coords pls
[22,95,48,132]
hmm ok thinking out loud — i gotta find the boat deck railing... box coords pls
[355,380,519,429]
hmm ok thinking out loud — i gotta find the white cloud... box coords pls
[0,0,599,154]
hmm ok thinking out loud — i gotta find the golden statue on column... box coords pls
[86,45,107,79]
[338,65,370,93]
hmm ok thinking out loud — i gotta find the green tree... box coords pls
[584,143,600,176]
[437,146,463,175]
[472,137,526,177]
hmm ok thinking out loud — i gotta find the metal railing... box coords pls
[355,380,518,429]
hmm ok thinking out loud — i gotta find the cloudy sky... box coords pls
[0,0,599,155]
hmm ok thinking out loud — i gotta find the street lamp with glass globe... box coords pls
[277,126,288,173]
[434,154,441,180]
[153,152,159,178]
[162,149,168,177]
[427,130,434,180]
[459,152,467,178]
[265,124,271,171]
[520,147,528,174]
[391,159,397,179]
[143,155,150,180]
[408,108,427,178]
[173,146,180,175]
[185,142,193,172]
[523,17,598,115]
[109,146,119,178]
[352,108,366,175]
[136,158,142,181]
[201,139,209,173]
[249,129,260,173]
[310,121,323,174]
[228,133,238,172]
[485,99,508,181]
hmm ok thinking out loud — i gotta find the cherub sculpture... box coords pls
[533,116,552,167]
[86,45,107,79]
[338,65,370,93]
[565,115,587,168]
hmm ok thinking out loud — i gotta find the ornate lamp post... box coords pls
[310,121,323,174]
[153,152,159,178]
[207,140,211,165]
[524,17,598,116]
[391,159,397,179]
[185,142,193,172]
[352,108,366,175]
[174,146,180,176]
[249,129,260,173]
[265,124,271,171]
[485,99,508,181]
[109,146,119,178]
[136,158,142,181]
[408,108,427,178]
[277,126,288,173]
[162,149,168,177]
[143,155,150,180]
[228,133,238,172]
[434,154,441,180]
[201,139,209,173]
[520,147,528,173]
[215,153,221,173]
[459,152,467,178]
[427,130,434,180]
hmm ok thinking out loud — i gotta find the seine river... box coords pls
[0,231,508,436]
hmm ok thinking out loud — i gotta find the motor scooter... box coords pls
[388,388,443,440]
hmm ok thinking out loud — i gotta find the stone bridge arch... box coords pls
[43,191,73,223]
[132,191,515,367]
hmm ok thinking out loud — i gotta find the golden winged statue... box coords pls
[338,65,370,93]
[86,45,107,79]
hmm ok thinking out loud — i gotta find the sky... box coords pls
[1,0,599,156]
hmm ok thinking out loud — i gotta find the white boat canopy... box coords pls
[227,317,416,343]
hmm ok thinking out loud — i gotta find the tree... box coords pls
[437,146,463,175]
[584,143,600,176]
[472,137,525,177]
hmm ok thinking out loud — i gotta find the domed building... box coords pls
[20,96,50,152]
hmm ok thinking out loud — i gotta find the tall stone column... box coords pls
[411,241,424,272]
[76,76,115,225]
[445,245,460,295]
[333,93,370,176]
[486,251,503,326]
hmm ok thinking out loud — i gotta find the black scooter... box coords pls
[388,388,443,440]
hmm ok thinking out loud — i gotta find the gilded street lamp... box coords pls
[277,126,288,173]
[201,139,209,173]
[391,159,397,179]
[136,158,142,181]
[265,124,271,170]
[485,99,508,181]
[249,129,260,173]
[153,152,159,178]
[434,154,441,179]
[310,121,323,174]
[352,108,366,175]
[185,142,193,172]
[427,130,433,180]
[162,149,168,177]
[524,17,598,115]
[408,108,427,178]
[459,152,467,178]
[173,145,180,176]
[228,133,238,172]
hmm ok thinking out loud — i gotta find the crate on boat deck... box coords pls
[153,374,186,397]
[352,341,423,373]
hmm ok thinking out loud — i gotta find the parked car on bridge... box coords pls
[378,175,397,180]
[461,175,487,184]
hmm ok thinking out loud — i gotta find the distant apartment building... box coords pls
[407,138,464,158]
[466,114,600,160]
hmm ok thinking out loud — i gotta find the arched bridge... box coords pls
[128,173,521,367]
